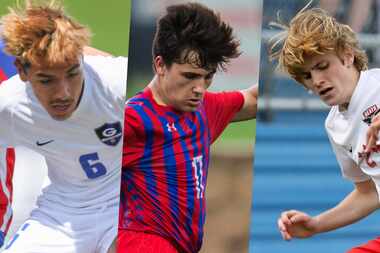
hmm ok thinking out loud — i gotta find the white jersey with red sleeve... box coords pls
[326,69,380,197]
[0,42,17,247]
[0,148,15,246]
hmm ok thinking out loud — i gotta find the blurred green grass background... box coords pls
[0,0,130,55]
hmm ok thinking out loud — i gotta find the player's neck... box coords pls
[148,75,170,107]
[338,69,360,112]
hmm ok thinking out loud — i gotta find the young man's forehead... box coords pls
[30,60,82,75]
[175,62,216,74]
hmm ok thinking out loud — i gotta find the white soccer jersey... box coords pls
[0,55,127,214]
[326,69,380,199]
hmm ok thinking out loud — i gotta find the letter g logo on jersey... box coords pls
[94,121,122,146]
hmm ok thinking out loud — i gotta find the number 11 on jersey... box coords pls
[192,155,204,199]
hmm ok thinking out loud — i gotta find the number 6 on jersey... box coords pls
[79,152,107,179]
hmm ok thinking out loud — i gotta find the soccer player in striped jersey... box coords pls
[0,39,17,248]
[117,3,257,253]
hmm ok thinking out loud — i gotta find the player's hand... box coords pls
[278,210,318,240]
[365,114,380,153]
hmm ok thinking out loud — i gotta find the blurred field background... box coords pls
[0,0,131,248]
[0,0,131,55]
[251,1,380,253]
[128,1,260,252]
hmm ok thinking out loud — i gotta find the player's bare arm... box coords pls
[278,179,380,240]
[365,114,380,153]
[232,84,258,122]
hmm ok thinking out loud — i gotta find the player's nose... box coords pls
[311,71,325,90]
[55,79,71,98]
[192,80,207,95]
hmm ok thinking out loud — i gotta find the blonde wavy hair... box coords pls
[270,5,368,83]
[0,0,91,67]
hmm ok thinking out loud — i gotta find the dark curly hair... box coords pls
[152,2,240,71]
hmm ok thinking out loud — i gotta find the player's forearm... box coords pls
[312,181,379,234]
[232,84,258,122]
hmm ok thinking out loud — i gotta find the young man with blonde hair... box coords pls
[272,6,380,253]
[0,1,127,252]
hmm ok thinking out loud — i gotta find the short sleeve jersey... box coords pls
[326,69,380,197]
[119,88,244,253]
[0,55,127,213]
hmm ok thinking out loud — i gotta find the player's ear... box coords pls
[15,59,28,82]
[153,56,166,76]
[342,49,354,67]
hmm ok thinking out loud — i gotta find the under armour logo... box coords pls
[166,122,177,132]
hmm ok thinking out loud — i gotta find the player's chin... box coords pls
[321,97,339,107]
[48,109,74,121]
[182,105,199,112]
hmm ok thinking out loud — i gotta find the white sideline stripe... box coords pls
[258,98,329,110]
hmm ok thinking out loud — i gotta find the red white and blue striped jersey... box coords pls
[119,88,244,253]
[0,40,16,83]
[0,39,16,246]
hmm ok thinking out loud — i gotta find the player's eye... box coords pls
[302,72,311,80]
[67,72,79,78]
[317,62,329,70]
[39,79,52,85]
[183,73,199,80]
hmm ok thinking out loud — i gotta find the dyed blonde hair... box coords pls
[270,6,368,83]
[0,0,91,67]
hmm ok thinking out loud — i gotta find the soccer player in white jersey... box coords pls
[0,1,127,252]
[271,6,380,253]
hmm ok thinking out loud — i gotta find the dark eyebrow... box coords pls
[181,71,202,76]
[36,73,54,78]
[311,61,327,70]
[67,64,80,73]
[35,64,80,78]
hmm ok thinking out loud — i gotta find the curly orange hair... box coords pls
[1,0,91,67]
[270,6,368,83]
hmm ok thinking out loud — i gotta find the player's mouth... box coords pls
[50,102,73,113]
[319,87,333,97]
[188,98,202,106]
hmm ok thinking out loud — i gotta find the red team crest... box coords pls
[362,104,380,125]
[358,104,380,167]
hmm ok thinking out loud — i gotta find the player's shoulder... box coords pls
[0,75,26,109]
[84,55,128,70]
[83,55,128,97]
[362,68,380,86]
[124,92,152,125]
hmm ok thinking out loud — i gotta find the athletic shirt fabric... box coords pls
[0,56,127,214]
[120,87,244,252]
[0,40,17,245]
[326,69,380,198]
